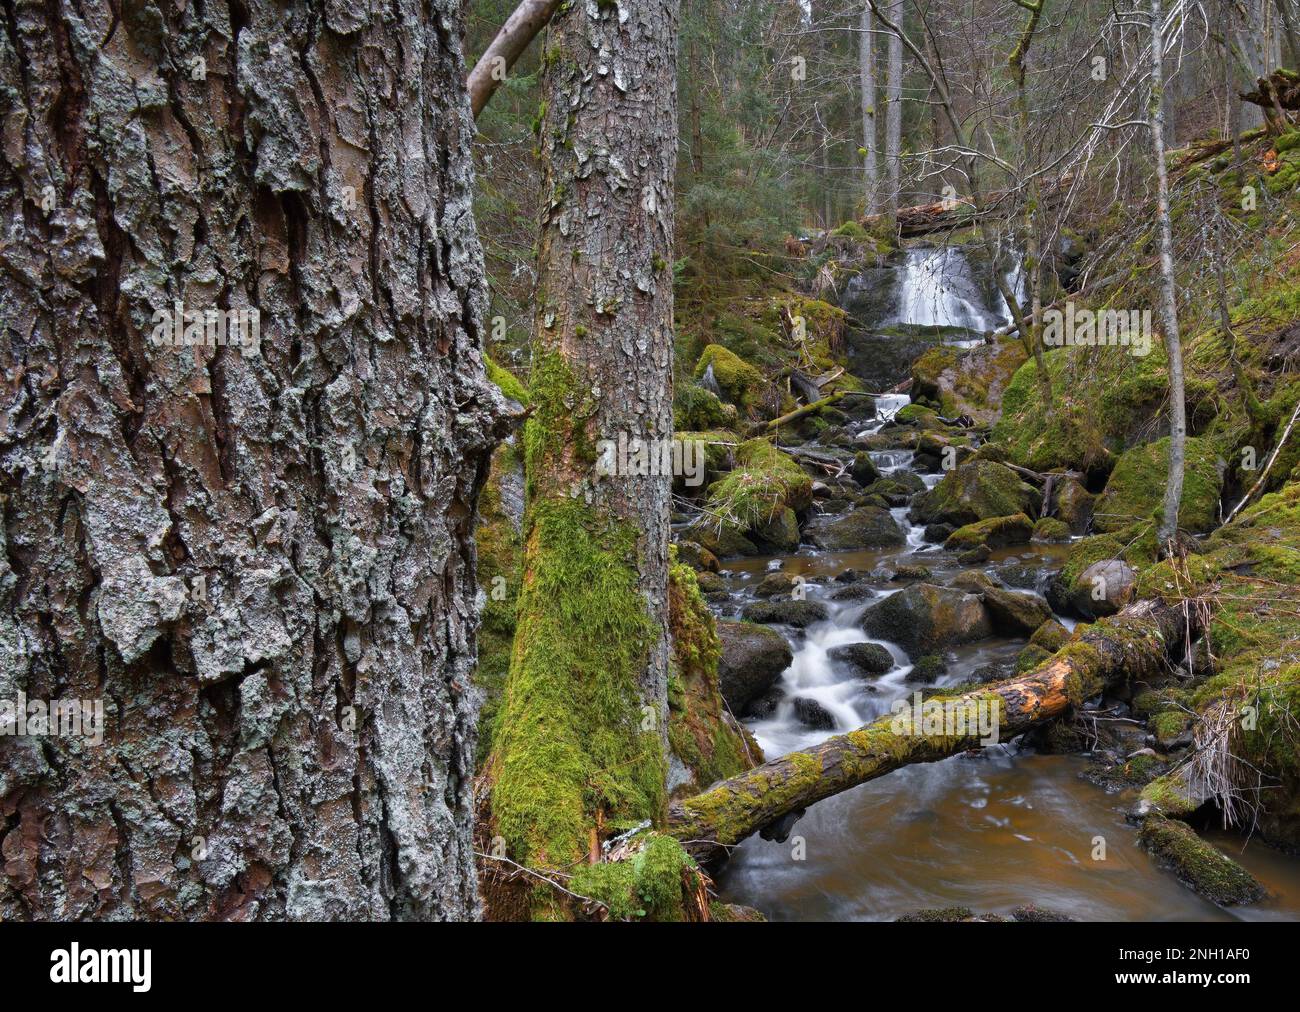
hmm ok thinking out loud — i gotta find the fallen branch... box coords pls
[1224,396,1300,524]
[667,599,1190,862]
[755,391,846,433]
[468,0,562,119]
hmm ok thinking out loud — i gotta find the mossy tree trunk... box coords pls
[485,0,679,907]
[668,600,1190,862]
[0,0,499,919]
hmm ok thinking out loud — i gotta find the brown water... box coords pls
[706,441,1300,922]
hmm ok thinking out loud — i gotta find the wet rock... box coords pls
[1029,618,1070,652]
[911,460,1038,528]
[687,522,759,559]
[753,571,801,597]
[1069,559,1137,617]
[828,642,895,676]
[741,599,829,628]
[981,586,1053,636]
[1138,816,1265,906]
[862,583,992,654]
[971,661,1011,683]
[998,562,1042,589]
[1014,643,1052,673]
[695,570,728,595]
[1053,476,1096,534]
[851,451,882,487]
[1032,516,1071,542]
[752,507,801,553]
[675,540,721,572]
[924,522,956,543]
[944,512,1034,551]
[792,696,836,731]
[747,688,784,720]
[829,581,876,602]
[717,620,793,714]
[957,545,991,565]
[909,654,948,683]
[949,570,995,594]
[892,564,932,581]
[805,506,905,550]
[1010,904,1074,922]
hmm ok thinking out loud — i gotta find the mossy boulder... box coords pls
[861,583,992,654]
[909,653,949,683]
[944,512,1034,551]
[741,599,829,628]
[911,339,1028,425]
[1094,436,1224,534]
[827,641,895,677]
[981,586,1053,636]
[698,439,813,553]
[911,460,1037,528]
[1138,816,1264,906]
[1014,643,1053,673]
[1047,528,1154,618]
[673,382,736,431]
[851,451,883,487]
[716,620,793,715]
[694,344,766,413]
[1032,517,1071,542]
[805,505,905,550]
[1053,475,1096,534]
[1029,618,1071,652]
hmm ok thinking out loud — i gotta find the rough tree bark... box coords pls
[668,600,1190,862]
[0,0,501,920]
[1149,0,1187,547]
[484,0,679,907]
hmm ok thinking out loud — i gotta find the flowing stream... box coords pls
[707,279,1300,918]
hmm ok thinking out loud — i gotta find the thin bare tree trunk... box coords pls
[0,0,499,920]
[860,5,880,213]
[1150,0,1188,546]
[884,1,905,218]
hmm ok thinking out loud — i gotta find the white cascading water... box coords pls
[891,246,1026,335]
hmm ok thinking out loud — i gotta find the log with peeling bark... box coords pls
[858,174,1073,237]
[667,599,1190,862]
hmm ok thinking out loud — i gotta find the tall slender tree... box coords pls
[860,4,881,212]
[1149,0,1188,546]
[884,0,905,217]
[0,0,499,920]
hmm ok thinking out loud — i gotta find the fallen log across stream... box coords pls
[667,599,1191,863]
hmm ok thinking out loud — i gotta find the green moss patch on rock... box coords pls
[944,512,1034,551]
[1138,816,1264,906]
[1094,436,1224,534]
[911,460,1038,528]
[694,344,766,413]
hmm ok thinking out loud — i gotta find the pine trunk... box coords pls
[484,0,679,898]
[0,0,498,920]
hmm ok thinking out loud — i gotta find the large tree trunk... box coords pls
[484,0,679,908]
[0,0,499,920]
[1149,0,1187,546]
[668,600,1190,862]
